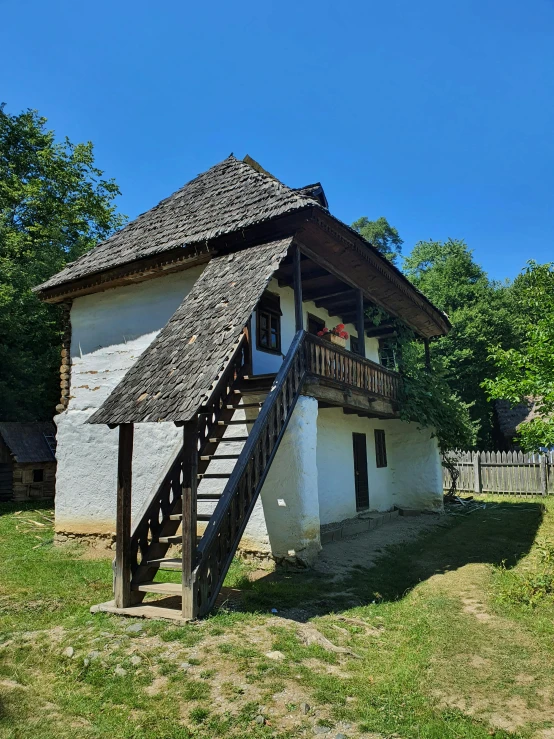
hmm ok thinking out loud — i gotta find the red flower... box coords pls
[322,327,329,333]
[336,323,345,331]
[340,330,349,339]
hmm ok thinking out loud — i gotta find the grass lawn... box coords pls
[1,497,554,738]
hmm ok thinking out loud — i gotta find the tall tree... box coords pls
[483,262,554,451]
[403,238,519,446]
[351,216,403,263]
[0,105,125,421]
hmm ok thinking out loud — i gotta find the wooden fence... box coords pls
[442,450,553,496]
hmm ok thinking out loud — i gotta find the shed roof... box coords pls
[0,422,56,463]
[36,156,318,294]
[87,237,293,425]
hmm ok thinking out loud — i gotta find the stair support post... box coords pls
[181,417,198,620]
[114,423,134,609]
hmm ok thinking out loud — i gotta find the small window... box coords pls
[307,314,325,336]
[374,430,387,468]
[33,469,44,483]
[378,339,399,371]
[256,291,282,354]
[350,336,359,354]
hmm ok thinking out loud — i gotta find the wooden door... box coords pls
[0,463,13,502]
[352,433,369,510]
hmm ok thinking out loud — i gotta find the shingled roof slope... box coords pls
[88,238,293,425]
[0,422,56,463]
[37,157,318,293]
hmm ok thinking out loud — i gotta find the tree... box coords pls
[403,239,519,446]
[483,262,554,451]
[351,216,403,263]
[0,105,125,421]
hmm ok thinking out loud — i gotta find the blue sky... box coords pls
[2,0,553,281]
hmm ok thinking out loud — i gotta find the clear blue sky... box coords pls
[2,0,553,281]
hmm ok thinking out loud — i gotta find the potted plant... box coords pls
[317,323,349,348]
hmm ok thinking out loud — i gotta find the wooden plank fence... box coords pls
[442,450,553,496]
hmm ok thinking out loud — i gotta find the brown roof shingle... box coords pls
[36,156,318,293]
[87,237,293,425]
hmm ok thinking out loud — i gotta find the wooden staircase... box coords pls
[125,331,308,619]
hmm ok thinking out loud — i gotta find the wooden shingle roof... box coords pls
[87,238,293,425]
[36,156,318,294]
[0,422,56,463]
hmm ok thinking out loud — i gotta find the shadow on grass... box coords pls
[216,500,545,622]
[0,500,54,517]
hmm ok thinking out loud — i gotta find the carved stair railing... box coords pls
[129,334,250,591]
[192,330,307,618]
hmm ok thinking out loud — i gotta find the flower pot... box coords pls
[323,333,347,348]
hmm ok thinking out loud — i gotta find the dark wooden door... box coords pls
[352,433,369,511]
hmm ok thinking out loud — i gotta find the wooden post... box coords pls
[473,452,482,494]
[356,289,366,358]
[114,423,133,609]
[243,319,253,376]
[424,339,431,372]
[181,418,198,620]
[293,244,303,332]
[540,453,548,496]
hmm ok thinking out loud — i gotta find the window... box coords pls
[350,336,359,354]
[374,430,387,468]
[307,314,325,336]
[378,339,399,371]
[33,469,44,483]
[256,291,282,354]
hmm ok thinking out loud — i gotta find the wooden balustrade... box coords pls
[304,333,401,402]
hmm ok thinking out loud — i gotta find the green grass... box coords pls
[1,497,554,737]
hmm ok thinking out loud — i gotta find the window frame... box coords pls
[307,313,325,336]
[256,291,282,355]
[32,468,44,483]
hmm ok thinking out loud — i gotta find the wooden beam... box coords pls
[356,289,366,358]
[311,287,354,305]
[181,418,198,620]
[293,245,304,331]
[114,423,134,609]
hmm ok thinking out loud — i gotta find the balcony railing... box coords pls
[304,333,401,403]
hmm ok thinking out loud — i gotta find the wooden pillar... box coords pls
[181,418,198,620]
[243,319,253,377]
[540,454,548,497]
[424,339,431,372]
[114,423,133,609]
[356,289,366,358]
[293,244,303,332]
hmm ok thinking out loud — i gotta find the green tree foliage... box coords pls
[403,238,519,446]
[0,105,125,421]
[483,262,554,452]
[351,216,403,264]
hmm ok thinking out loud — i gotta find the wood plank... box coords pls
[114,423,133,609]
[91,599,189,624]
[132,581,182,595]
[181,418,198,620]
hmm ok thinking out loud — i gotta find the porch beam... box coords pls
[181,417,199,620]
[114,423,134,609]
[356,289,366,358]
[293,244,304,331]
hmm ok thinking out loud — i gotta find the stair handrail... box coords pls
[193,329,307,615]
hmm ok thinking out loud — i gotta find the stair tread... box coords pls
[209,436,249,443]
[146,557,182,570]
[200,454,240,461]
[217,419,252,425]
[199,472,231,479]
[132,581,182,595]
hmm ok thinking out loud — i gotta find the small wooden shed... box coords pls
[0,422,56,502]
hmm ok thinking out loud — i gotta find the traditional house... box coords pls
[34,155,450,621]
[0,422,56,501]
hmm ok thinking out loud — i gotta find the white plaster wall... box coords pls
[252,278,380,374]
[316,408,443,522]
[55,266,205,534]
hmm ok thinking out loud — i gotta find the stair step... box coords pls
[198,492,223,500]
[217,419,251,426]
[169,512,213,522]
[209,436,249,444]
[198,472,231,480]
[145,557,183,571]
[200,453,240,461]
[225,402,262,410]
[156,535,184,545]
[132,581,182,595]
